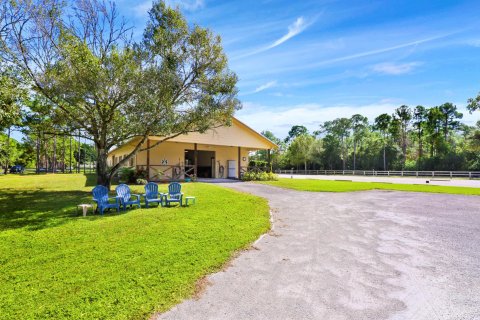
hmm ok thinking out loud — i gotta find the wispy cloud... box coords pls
[309,33,455,68]
[167,0,205,11]
[236,16,312,59]
[238,31,459,77]
[254,80,277,93]
[133,0,204,17]
[133,1,152,17]
[372,62,422,75]
[466,39,480,47]
[266,17,309,50]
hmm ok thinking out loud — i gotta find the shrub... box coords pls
[134,167,148,180]
[136,178,148,185]
[118,167,135,183]
[241,171,278,181]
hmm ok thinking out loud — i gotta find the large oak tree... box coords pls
[0,0,240,186]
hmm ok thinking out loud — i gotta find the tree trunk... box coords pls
[36,132,40,174]
[341,137,346,170]
[383,136,387,171]
[4,127,11,174]
[353,139,357,171]
[418,131,423,158]
[96,146,111,188]
[77,130,81,174]
[402,130,407,168]
[53,134,57,174]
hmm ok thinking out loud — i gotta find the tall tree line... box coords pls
[253,103,480,171]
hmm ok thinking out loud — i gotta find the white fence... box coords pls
[275,169,480,179]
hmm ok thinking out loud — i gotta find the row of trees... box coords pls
[253,103,480,171]
[0,0,240,186]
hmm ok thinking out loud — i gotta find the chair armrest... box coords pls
[114,196,122,204]
[132,194,141,200]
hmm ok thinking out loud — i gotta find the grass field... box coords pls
[0,174,270,319]
[259,178,480,195]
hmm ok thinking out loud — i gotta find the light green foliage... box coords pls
[260,178,480,196]
[0,68,25,130]
[241,171,278,181]
[0,174,270,319]
[0,133,21,165]
[286,134,315,170]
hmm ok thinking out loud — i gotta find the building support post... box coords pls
[146,138,150,180]
[194,143,198,179]
[238,146,241,179]
[267,149,271,172]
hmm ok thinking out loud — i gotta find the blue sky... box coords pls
[52,1,480,139]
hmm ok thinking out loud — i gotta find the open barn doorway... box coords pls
[185,150,215,178]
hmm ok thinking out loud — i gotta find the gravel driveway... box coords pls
[157,183,480,320]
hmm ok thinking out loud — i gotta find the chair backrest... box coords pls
[144,182,158,199]
[116,184,131,202]
[168,182,182,195]
[92,185,109,205]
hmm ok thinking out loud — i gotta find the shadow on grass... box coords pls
[0,189,121,232]
[84,173,97,187]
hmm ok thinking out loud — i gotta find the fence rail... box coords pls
[275,169,480,179]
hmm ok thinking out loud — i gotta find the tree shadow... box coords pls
[0,189,121,232]
[84,173,97,187]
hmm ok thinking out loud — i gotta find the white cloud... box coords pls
[133,0,204,17]
[236,16,312,59]
[167,0,205,11]
[466,39,480,47]
[253,81,277,93]
[266,17,309,50]
[236,101,480,139]
[236,102,398,138]
[372,62,422,75]
[133,1,152,17]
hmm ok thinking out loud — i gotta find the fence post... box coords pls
[450,172,452,178]
[469,172,472,180]
[432,171,434,177]
[401,171,404,177]
[388,171,390,176]
[416,171,418,178]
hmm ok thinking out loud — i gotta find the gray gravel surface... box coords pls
[157,183,480,320]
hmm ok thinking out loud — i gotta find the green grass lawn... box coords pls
[259,178,480,195]
[0,174,270,319]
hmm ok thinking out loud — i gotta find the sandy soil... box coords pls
[156,183,480,320]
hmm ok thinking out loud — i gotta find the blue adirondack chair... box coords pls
[164,182,183,207]
[115,184,141,211]
[92,185,120,215]
[143,182,164,208]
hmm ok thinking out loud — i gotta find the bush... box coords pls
[117,167,149,184]
[136,178,148,185]
[134,167,148,180]
[118,167,135,183]
[241,171,278,181]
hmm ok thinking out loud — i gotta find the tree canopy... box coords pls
[0,0,240,186]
